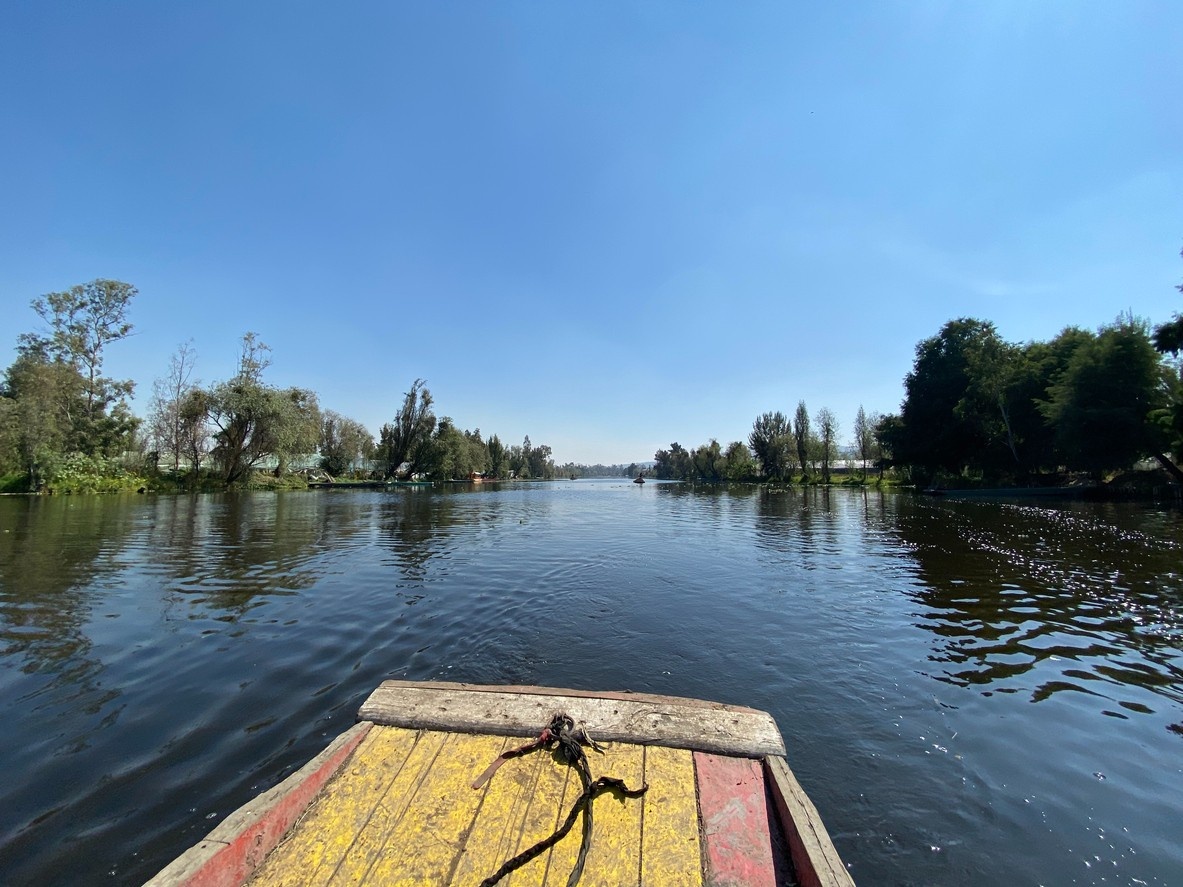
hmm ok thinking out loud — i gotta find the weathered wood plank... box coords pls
[695,752,777,887]
[377,680,770,713]
[358,681,785,758]
[640,746,703,887]
[764,756,856,887]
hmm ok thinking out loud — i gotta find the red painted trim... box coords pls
[151,722,371,887]
[694,752,777,887]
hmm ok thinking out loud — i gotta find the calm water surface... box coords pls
[0,483,1180,885]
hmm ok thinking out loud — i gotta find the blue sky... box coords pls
[2,2,1180,464]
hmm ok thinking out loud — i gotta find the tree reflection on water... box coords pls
[0,497,130,746]
[893,497,1183,715]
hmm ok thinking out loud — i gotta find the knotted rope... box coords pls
[473,712,648,887]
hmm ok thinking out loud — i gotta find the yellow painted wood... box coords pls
[449,743,564,887]
[639,746,703,887]
[464,744,587,887]
[579,743,645,887]
[538,749,585,886]
[247,728,708,886]
[247,726,420,886]
[363,731,509,886]
[315,728,448,885]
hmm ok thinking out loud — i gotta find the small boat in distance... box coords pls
[146,680,854,886]
[633,474,645,484]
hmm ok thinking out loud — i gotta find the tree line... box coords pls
[660,252,1183,488]
[878,310,1183,486]
[0,280,556,491]
[658,310,1182,488]
[6,256,1182,493]
[653,400,880,484]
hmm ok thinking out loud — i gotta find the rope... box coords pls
[474,713,648,887]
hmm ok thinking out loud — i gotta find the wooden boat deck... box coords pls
[147,681,854,887]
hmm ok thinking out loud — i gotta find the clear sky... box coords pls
[2,2,1180,465]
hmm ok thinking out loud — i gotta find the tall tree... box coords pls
[1151,249,1183,478]
[19,279,138,454]
[0,352,82,485]
[896,318,998,478]
[1041,316,1168,479]
[691,439,724,482]
[148,340,199,471]
[178,388,211,478]
[816,407,839,483]
[525,436,555,480]
[653,443,687,479]
[319,410,374,476]
[1152,246,1183,355]
[206,333,321,484]
[853,405,879,477]
[428,420,490,479]
[378,379,436,478]
[959,333,1025,471]
[486,434,507,478]
[793,401,811,479]
[749,411,792,481]
[722,440,757,481]
[873,413,904,477]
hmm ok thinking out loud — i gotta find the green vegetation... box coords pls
[659,250,1183,491]
[1,284,557,493]
[5,251,1182,495]
[1,279,139,492]
[879,312,1183,487]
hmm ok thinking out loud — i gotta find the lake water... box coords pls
[0,482,1180,885]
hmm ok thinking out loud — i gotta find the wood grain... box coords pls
[764,755,856,887]
[358,681,785,758]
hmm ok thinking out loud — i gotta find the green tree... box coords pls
[816,407,839,483]
[749,411,792,481]
[1041,317,1168,479]
[895,318,998,479]
[853,406,881,477]
[206,333,321,484]
[525,436,555,480]
[958,332,1025,472]
[654,442,692,480]
[378,379,436,478]
[1008,329,1095,474]
[18,279,138,455]
[722,440,756,481]
[690,439,724,482]
[508,442,527,478]
[428,418,462,479]
[486,434,507,478]
[376,380,437,480]
[0,352,82,486]
[427,421,491,479]
[178,387,212,478]
[1151,250,1183,477]
[319,410,375,476]
[873,413,904,477]
[793,402,811,479]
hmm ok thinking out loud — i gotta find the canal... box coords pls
[0,482,1179,885]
